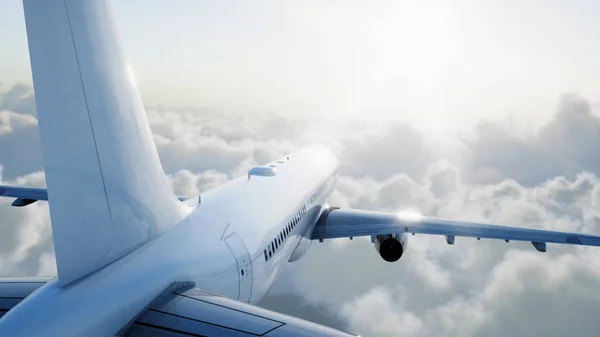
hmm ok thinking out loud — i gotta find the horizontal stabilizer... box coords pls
[0,185,192,207]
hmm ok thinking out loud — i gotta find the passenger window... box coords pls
[264,250,268,261]
[271,242,275,252]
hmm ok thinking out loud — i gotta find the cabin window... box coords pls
[264,250,268,261]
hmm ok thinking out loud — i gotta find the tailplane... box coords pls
[23,0,190,285]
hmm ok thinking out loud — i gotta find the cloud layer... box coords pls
[2,84,600,336]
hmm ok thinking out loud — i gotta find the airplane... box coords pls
[2,0,600,336]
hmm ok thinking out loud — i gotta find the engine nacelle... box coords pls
[373,233,408,262]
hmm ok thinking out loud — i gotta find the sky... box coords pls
[3,0,600,336]
[3,0,600,130]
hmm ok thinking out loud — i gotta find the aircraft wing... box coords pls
[0,277,53,319]
[127,286,356,337]
[311,208,600,251]
[0,279,356,336]
[0,185,48,207]
[0,185,191,207]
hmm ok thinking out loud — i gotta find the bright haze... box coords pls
[2,0,600,336]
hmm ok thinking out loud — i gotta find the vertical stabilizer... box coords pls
[23,0,190,285]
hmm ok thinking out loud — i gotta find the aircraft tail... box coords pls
[23,0,190,286]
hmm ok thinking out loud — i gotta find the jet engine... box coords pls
[373,233,408,262]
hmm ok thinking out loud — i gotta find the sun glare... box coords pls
[397,210,423,222]
[371,4,460,90]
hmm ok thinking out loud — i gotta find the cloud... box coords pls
[271,168,600,337]
[0,106,42,179]
[0,168,54,277]
[0,110,37,136]
[462,94,600,186]
[3,83,600,336]
[0,83,37,116]
[337,122,437,180]
[340,287,424,337]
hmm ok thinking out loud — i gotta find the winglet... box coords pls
[23,0,190,285]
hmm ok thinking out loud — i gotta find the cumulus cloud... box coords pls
[463,94,600,186]
[0,83,37,116]
[282,170,600,337]
[2,83,600,336]
[0,110,37,136]
[0,168,54,277]
[0,84,42,179]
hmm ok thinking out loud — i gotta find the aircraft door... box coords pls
[225,233,253,303]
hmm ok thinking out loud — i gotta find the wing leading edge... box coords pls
[312,208,600,250]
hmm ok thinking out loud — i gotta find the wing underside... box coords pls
[312,208,600,250]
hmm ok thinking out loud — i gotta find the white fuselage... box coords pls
[1,145,338,336]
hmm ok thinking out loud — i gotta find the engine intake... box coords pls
[373,233,408,262]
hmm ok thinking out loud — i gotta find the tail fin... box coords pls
[23,0,190,285]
